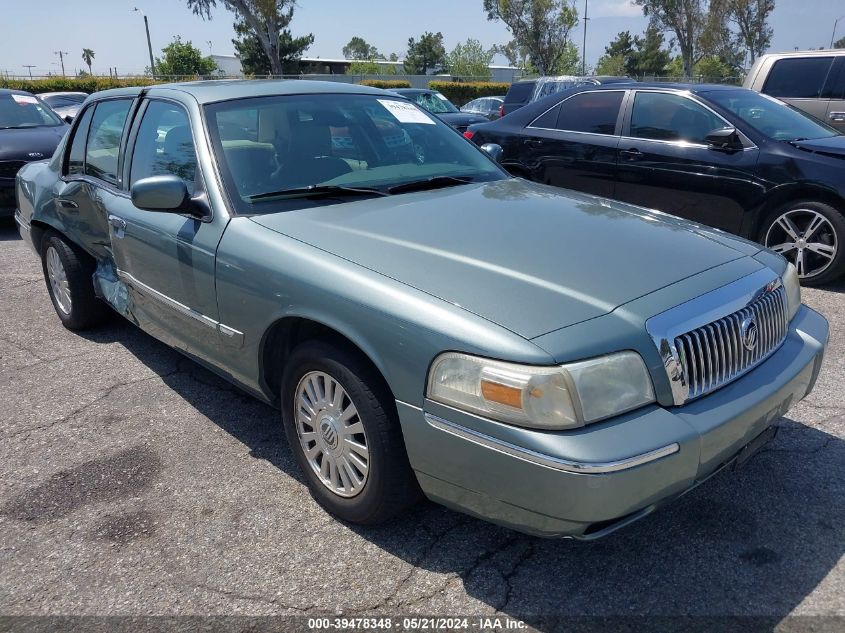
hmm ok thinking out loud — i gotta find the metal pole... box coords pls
[23,65,35,79]
[143,15,156,76]
[582,0,588,76]
[831,16,845,48]
[54,51,68,77]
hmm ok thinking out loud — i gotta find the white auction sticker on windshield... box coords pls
[378,99,435,124]
[12,94,38,105]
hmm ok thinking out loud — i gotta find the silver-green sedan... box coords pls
[15,80,829,538]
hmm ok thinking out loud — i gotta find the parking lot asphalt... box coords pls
[0,218,843,627]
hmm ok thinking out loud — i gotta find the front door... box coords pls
[614,90,762,234]
[106,98,230,364]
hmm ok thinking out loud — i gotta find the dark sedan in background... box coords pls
[391,88,488,133]
[467,83,845,285]
[0,89,68,217]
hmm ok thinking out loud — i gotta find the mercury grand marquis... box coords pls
[15,80,829,538]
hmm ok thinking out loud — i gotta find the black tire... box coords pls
[40,231,109,330]
[281,340,421,525]
[758,200,845,286]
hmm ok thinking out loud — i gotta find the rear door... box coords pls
[760,56,835,124]
[614,90,761,233]
[105,97,234,362]
[519,90,625,198]
[823,57,845,131]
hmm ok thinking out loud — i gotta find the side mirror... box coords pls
[480,142,503,163]
[130,175,191,213]
[705,127,743,151]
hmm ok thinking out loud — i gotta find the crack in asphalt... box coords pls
[191,581,319,613]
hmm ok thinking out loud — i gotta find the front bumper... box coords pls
[397,305,828,538]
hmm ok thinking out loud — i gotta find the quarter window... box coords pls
[130,101,198,194]
[85,99,132,185]
[630,92,726,144]
[556,91,624,134]
[529,103,562,129]
[66,106,94,176]
[762,57,834,99]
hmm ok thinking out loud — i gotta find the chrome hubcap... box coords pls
[45,246,71,315]
[765,209,837,279]
[294,371,369,498]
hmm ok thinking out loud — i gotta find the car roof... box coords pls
[563,81,744,94]
[756,49,845,60]
[391,88,434,94]
[38,91,88,97]
[0,88,37,96]
[88,79,391,105]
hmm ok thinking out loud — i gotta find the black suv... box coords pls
[501,76,633,116]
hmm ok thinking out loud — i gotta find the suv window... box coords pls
[504,81,535,104]
[85,99,132,185]
[529,103,562,129]
[763,57,834,99]
[630,92,726,144]
[66,106,95,176]
[556,91,624,135]
[130,101,197,194]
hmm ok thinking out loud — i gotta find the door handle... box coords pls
[56,198,78,210]
[829,111,845,122]
[108,215,127,231]
[620,148,643,160]
[526,138,544,147]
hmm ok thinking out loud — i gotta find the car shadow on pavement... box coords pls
[0,219,22,241]
[79,318,844,629]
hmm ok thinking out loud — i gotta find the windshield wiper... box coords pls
[248,184,389,201]
[387,175,475,195]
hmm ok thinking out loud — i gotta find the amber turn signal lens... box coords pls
[480,380,523,409]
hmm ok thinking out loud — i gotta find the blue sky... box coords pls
[0,0,842,76]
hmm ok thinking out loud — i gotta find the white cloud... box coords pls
[589,0,643,19]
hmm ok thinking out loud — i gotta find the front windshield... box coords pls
[706,89,839,141]
[41,94,86,108]
[205,93,504,215]
[0,93,64,128]
[409,92,459,114]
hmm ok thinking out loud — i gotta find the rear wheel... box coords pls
[760,201,845,285]
[281,340,421,524]
[40,232,109,330]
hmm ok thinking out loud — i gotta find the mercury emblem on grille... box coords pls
[740,317,759,351]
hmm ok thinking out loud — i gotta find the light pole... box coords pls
[23,65,35,79]
[207,40,213,55]
[53,51,68,77]
[831,15,845,48]
[581,0,589,76]
[133,7,156,77]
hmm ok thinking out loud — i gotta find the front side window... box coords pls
[205,93,505,214]
[706,89,838,141]
[85,99,132,185]
[556,91,624,135]
[66,106,95,176]
[0,93,64,129]
[762,57,833,99]
[130,101,197,194]
[630,92,726,144]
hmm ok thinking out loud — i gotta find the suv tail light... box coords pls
[499,103,505,117]
[463,130,474,140]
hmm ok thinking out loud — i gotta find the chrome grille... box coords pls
[0,160,26,179]
[673,285,788,401]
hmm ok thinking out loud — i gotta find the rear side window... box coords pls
[556,91,624,134]
[66,106,94,176]
[529,103,562,129]
[763,57,834,99]
[505,82,535,104]
[85,99,132,185]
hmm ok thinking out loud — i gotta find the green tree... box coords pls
[605,31,635,61]
[343,36,381,60]
[345,60,396,75]
[81,48,95,75]
[595,53,628,76]
[630,25,672,76]
[634,0,708,78]
[484,0,579,75]
[835,36,845,49]
[232,18,313,75]
[717,0,774,63]
[495,40,531,70]
[187,0,311,76]
[446,38,494,79]
[404,31,446,74]
[151,37,218,77]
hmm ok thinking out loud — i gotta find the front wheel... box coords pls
[760,201,845,285]
[281,340,421,524]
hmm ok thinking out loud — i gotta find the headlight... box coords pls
[782,262,801,321]
[426,351,655,430]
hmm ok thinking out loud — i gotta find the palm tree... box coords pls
[81,48,95,74]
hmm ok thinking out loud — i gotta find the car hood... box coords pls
[437,112,489,127]
[789,135,845,159]
[250,179,758,339]
[0,125,67,162]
